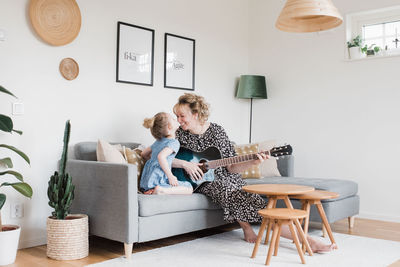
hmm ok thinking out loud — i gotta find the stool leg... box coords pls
[252,218,268,258]
[274,221,282,256]
[265,220,273,245]
[294,219,313,256]
[316,202,337,248]
[288,221,306,264]
[322,224,328,238]
[266,220,280,266]
[299,200,306,226]
[302,202,311,253]
[264,198,276,245]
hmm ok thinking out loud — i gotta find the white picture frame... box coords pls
[164,33,195,90]
[116,22,154,86]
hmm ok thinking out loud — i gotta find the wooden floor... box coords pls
[8,218,400,267]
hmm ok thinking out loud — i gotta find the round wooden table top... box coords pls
[242,184,314,195]
[292,189,339,200]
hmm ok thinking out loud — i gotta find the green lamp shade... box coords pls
[236,75,267,99]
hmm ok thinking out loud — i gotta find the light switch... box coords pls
[12,102,24,115]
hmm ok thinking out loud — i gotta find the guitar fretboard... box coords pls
[206,150,271,169]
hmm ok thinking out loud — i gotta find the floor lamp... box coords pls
[236,75,267,143]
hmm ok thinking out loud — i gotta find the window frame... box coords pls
[346,5,400,59]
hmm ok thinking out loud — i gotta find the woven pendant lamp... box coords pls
[276,0,343,33]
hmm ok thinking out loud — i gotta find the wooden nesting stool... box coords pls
[255,208,311,265]
[292,190,339,250]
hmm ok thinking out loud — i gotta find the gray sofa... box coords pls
[67,142,359,258]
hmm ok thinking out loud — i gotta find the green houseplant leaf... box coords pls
[0,114,13,133]
[0,170,23,181]
[0,158,13,168]
[0,85,17,98]
[0,144,30,164]
[1,182,33,198]
[0,193,5,210]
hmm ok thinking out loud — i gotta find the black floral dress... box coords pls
[176,123,267,223]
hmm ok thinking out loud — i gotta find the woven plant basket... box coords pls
[46,214,88,260]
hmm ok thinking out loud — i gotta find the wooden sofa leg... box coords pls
[124,243,133,259]
[322,224,328,237]
[348,216,355,228]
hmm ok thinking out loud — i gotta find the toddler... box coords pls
[140,112,193,195]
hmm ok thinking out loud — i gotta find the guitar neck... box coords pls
[206,150,271,169]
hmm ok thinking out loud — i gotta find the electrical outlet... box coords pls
[11,203,24,218]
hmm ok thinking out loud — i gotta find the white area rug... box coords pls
[87,228,400,267]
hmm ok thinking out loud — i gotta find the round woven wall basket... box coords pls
[29,0,81,46]
[46,214,88,260]
[59,57,79,80]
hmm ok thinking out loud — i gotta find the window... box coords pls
[363,20,400,50]
[346,5,400,58]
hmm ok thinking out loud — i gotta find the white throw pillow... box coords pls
[257,140,281,177]
[96,140,127,163]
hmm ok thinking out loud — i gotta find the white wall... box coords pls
[0,0,250,248]
[249,0,400,222]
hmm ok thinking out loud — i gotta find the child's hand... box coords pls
[168,175,179,186]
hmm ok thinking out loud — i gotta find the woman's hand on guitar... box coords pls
[183,161,204,180]
[252,152,269,165]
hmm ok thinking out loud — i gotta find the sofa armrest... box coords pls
[277,155,294,177]
[66,159,139,244]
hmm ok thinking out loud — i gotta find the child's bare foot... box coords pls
[308,237,337,253]
[153,186,166,195]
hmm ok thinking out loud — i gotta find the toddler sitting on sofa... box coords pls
[140,112,193,195]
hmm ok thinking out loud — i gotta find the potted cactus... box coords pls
[46,120,88,260]
[0,85,33,266]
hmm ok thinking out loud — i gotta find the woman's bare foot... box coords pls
[238,221,258,243]
[308,237,337,253]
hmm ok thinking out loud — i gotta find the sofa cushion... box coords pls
[138,193,221,217]
[74,141,140,161]
[234,143,261,178]
[245,177,358,202]
[258,140,281,177]
[96,140,126,163]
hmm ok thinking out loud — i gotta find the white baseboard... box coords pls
[19,236,47,249]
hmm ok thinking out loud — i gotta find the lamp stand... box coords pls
[249,98,253,143]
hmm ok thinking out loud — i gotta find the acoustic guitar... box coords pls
[172,145,292,190]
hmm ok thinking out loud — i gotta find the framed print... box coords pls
[116,22,154,86]
[164,33,195,90]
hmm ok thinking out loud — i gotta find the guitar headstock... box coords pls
[270,145,293,158]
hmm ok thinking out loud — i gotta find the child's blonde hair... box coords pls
[143,112,170,140]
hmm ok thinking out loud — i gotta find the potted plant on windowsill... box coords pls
[46,120,88,260]
[0,85,33,266]
[347,35,365,59]
[361,44,381,56]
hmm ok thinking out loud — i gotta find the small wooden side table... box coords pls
[259,208,309,265]
[292,190,339,250]
[242,184,315,259]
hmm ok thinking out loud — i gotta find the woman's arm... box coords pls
[172,158,204,180]
[226,153,269,173]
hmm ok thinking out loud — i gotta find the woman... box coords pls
[172,93,335,252]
